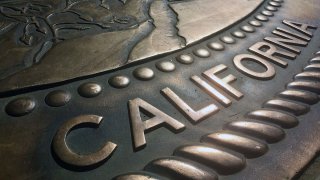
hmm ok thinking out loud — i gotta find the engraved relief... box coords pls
[0,0,263,93]
[0,0,137,77]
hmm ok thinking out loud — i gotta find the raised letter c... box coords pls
[52,115,117,167]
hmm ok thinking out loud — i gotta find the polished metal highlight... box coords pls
[263,99,310,116]
[109,75,131,88]
[201,132,269,158]
[248,41,293,67]
[191,75,232,107]
[220,36,236,44]
[304,64,320,71]
[241,25,255,33]
[232,31,246,38]
[295,72,320,81]
[78,82,102,98]
[249,20,263,27]
[202,64,243,100]
[233,54,276,80]
[156,61,176,72]
[174,145,246,175]
[288,81,320,94]
[193,48,211,58]
[207,42,225,51]
[176,54,194,64]
[279,90,319,105]
[133,67,155,81]
[144,157,218,180]
[45,90,71,107]
[161,87,219,123]
[247,110,299,129]
[5,97,36,117]
[224,121,285,143]
[128,98,185,149]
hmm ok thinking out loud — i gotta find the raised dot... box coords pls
[109,75,130,88]
[45,90,71,107]
[5,97,35,117]
[133,67,154,81]
[310,57,320,64]
[232,31,246,38]
[220,36,235,44]
[201,132,268,158]
[279,90,319,105]
[78,82,102,98]
[240,25,255,33]
[269,1,281,7]
[225,121,285,143]
[249,20,263,27]
[193,48,211,58]
[255,15,269,22]
[261,10,274,17]
[144,157,218,180]
[156,61,176,72]
[304,64,320,72]
[247,110,298,128]
[295,72,320,82]
[288,81,320,94]
[263,99,309,116]
[265,5,277,12]
[207,42,225,51]
[174,145,246,175]
[176,54,194,64]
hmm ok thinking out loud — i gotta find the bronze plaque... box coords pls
[0,0,320,179]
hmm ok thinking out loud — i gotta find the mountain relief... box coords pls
[0,0,263,92]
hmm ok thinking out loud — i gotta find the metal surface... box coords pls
[0,0,320,180]
[0,0,262,92]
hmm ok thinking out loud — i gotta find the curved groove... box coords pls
[278,90,319,105]
[263,99,310,116]
[174,145,246,175]
[113,172,162,180]
[247,109,298,128]
[295,72,320,81]
[287,81,320,94]
[224,121,285,143]
[201,132,268,158]
[304,64,320,72]
[310,57,320,64]
[144,157,218,180]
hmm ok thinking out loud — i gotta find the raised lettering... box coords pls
[191,75,232,107]
[249,41,295,67]
[202,64,244,100]
[264,28,308,54]
[276,27,311,41]
[128,98,185,150]
[52,115,117,167]
[283,20,317,37]
[233,54,276,80]
[161,87,219,123]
